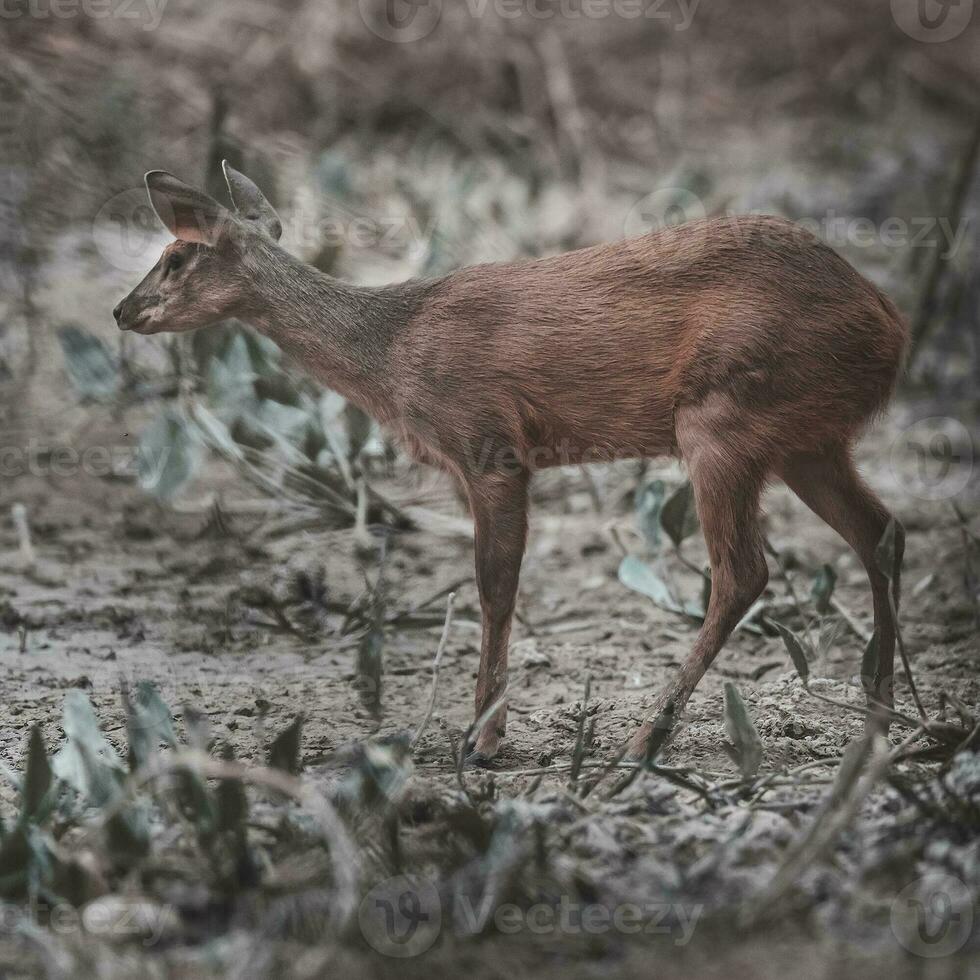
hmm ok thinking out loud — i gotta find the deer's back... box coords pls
[393,215,908,469]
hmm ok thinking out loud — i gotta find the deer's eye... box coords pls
[165,252,184,276]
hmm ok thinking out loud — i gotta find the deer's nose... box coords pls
[112,303,123,324]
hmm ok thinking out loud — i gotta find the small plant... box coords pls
[58,323,403,530]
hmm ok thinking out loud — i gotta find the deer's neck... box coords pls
[240,241,427,421]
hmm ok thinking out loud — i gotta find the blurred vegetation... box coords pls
[1,2,979,975]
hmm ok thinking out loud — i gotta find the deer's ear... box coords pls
[222,161,282,241]
[145,171,230,245]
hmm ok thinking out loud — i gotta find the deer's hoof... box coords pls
[624,731,651,764]
[464,731,501,768]
[464,748,498,769]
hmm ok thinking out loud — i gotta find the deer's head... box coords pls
[112,163,282,334]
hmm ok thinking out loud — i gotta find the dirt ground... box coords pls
[2,311,977,792]
[2,353,979,979]
[1,148,979,980]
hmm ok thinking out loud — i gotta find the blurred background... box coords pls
[1,0,979,462]
[2,0,979,511]
[0,3,979,977]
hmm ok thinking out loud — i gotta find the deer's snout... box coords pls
[112,295,134,329]
[112,294,153,332]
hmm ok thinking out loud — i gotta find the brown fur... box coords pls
[117,169,909,763]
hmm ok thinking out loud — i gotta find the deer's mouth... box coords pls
[126,313,155,334]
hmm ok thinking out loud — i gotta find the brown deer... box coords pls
[114,164,908,764]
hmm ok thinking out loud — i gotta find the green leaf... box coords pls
[244,330,283,377]
[268,716,304,775]
[660,480,699,549]
[206,333,259,418]
[810,564,837,615]
[635,479,666,550]
[617,555,680,610]
[21,725,52,823]
[344,404,372,461]
[774,621,810,685]
[191,403,244,460]
[125,681,177,771]
[224,332,257,383]
[138,408,201,500]
[253,399,311,446]
[57,325,119,400]
[723,682,763,780]
[51,691,125,806]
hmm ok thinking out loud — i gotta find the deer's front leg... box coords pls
[465,469,529,765]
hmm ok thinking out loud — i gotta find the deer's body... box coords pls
[117,167,908,764]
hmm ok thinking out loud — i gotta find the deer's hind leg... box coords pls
[778,445,903,731]
[627,396,770,760]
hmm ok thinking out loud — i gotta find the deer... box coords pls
[114,163,909,765]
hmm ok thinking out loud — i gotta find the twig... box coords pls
[765,537,814,647]
[745,731,918,922]
[386,577,471,626]
[568,676,592,790]
[888,590,927,720]
[744,757,841,805]
[828,597,872,644]
[411,593,456,749]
